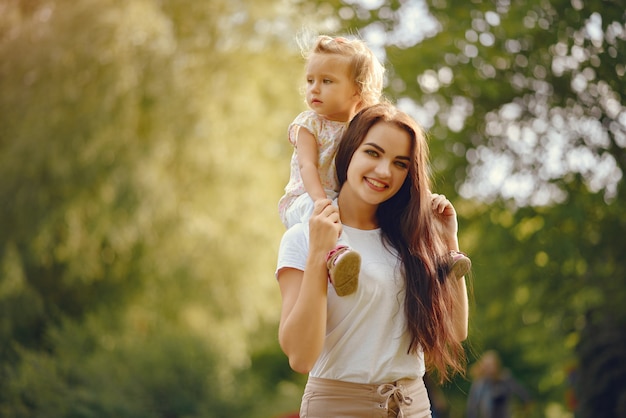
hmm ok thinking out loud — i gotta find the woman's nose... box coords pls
[375,161,391,178]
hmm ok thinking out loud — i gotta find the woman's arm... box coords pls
[277,199,341,373]
[449,266,469,341]
[431,193,470,342]
[296,128,328,202]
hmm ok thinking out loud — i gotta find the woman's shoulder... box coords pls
[281,222,310,245]
[277,223,310,273]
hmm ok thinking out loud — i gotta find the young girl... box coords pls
[276,103,471,417]
[278,34,386,296]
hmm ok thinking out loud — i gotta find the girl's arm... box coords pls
[431,193,470,342]
[296,128,328,202]
[277,199,341,373]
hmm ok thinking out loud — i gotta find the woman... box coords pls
[276,102,470,417]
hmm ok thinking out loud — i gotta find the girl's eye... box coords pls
[323,79,333,84]
[395,161,409,169]
[365,149,378,157]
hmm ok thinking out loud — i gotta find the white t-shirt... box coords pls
[276,223,425,384]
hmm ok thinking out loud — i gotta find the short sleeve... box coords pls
[275,222,309,278]
[288,110,321,147]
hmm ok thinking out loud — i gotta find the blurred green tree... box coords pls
[0,0,315,416]
[575,313,626,418]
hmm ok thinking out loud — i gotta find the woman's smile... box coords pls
[364,177,389,191]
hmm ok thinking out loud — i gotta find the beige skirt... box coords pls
[300,376,432,418]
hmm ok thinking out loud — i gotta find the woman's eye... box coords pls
[365,149,378,157]
[395,161,408,169]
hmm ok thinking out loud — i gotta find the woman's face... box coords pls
[343,121,412,206]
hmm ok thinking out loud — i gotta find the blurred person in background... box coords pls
[466,350,532,418]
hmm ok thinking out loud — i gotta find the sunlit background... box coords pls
[1,0,624,417]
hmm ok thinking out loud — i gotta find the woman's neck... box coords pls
[336,191,379,230]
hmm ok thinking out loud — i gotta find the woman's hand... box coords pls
[431,192,469,341]
[309,198,342,256]
[430,192,459,250]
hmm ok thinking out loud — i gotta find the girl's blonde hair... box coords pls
[300,34,385,109]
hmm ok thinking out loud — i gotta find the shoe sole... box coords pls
[331,251,361,296]
[450,257,471,279]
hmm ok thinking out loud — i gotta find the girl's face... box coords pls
[305,53,361,122]
[342,122,412,207]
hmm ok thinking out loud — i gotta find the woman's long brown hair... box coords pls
[335,102,466,382]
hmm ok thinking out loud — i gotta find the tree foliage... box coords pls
[0,0,311,416]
